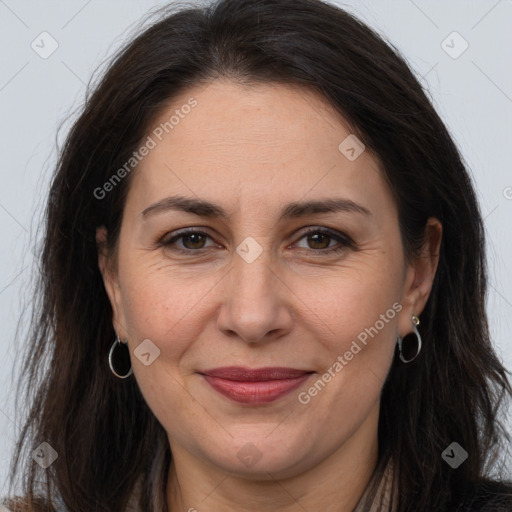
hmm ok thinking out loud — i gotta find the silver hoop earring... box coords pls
[397,315,422,363]
[108,335,133,379]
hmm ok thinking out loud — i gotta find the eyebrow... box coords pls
[140,195,372,220]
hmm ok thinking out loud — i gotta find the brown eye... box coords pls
[294,228,356,255]
[180,232,207,250]
[159,229,215,254]
[306,232,332,250]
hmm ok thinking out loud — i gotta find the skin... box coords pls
[98,80,442,512]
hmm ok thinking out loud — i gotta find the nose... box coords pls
[217,245,293,344]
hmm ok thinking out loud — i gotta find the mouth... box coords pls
[198,367,314,404]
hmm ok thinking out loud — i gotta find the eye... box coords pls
[158,227,356,256]
[158,229,217,253]
[293,227,355,255]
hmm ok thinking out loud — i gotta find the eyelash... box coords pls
[157,227,356,256]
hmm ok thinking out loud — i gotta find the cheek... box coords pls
[117,268,210,432]
[307,286,399,384]
[296,282,399,432]
[295,255,402,340]
[293,256,403,397]
[114,251,210,370]
[119,240,403,359]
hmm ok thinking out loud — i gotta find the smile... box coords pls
[199,367,314,404]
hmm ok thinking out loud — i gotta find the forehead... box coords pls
[147,79,354,156]
[127,79,391,219]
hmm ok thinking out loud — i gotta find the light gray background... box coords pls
[1,0,511,494]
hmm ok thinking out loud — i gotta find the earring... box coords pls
[397,315,422,363]
[108,335,133,379]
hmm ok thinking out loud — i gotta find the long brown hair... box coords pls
[4,0,512,510]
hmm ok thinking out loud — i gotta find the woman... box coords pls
[3,0,512,510]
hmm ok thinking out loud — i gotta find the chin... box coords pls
[201,430,320,479]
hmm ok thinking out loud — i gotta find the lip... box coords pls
[199,366,313,404]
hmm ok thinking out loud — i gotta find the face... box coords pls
[98,79,439,480]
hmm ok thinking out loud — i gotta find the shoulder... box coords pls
[454,479,512,511]
[0,498,59,512]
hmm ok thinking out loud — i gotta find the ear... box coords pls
[96,226,128,341]
[398,217,442,336]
